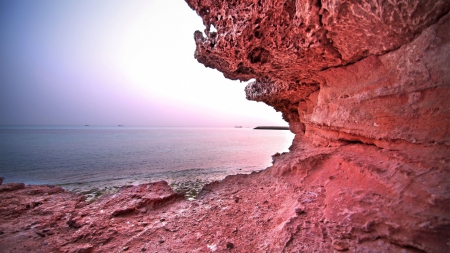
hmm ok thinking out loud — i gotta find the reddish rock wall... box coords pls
[187,0,450,137]
[185,0,450,252]
[0,1,449,252]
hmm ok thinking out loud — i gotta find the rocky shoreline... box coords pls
[52,178,213,203]
[1,140,448,252]
[1,0,449,252]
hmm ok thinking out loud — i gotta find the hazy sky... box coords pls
[0,0,285,127]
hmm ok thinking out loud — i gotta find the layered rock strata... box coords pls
[186,0,450,251]
[0,1,449,252]
[187,0,450,137]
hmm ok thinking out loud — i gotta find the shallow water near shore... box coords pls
[0,126,293,194]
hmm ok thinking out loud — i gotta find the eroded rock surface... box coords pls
[186,0,450,251]
[188,0,450,135]
[1,1,449,252]
[187,0,449,80]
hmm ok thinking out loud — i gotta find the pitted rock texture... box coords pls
[185,0,450,252]
[187,0,449,81]
[187,0,450,134]
[0,1,449,252]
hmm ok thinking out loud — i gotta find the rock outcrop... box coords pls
[0,1,449,252]
[187,0,450,136]
[185,0,450,251]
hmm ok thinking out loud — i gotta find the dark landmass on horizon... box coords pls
[254,126,290,130]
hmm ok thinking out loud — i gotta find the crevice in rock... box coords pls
[339,139,365,145]
[247,47,270,64]
[316,0,323,26]
[283,0,296,20]
[388,240,427,253]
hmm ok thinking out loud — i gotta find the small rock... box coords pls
[67,217,82,229]
[295,205,305,215]
[0,183,25,192]
[226,242,234,250]
[34,230,45,237]
[332,239,349,251]
[122,246,129,251]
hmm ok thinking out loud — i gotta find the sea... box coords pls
[0,126,294,192]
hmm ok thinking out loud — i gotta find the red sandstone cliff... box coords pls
[0,1,449,252]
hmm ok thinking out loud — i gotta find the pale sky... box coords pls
[0,0,286,127]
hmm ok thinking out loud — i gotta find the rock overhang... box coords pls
[186,0,450,81]
[186,0,450,146]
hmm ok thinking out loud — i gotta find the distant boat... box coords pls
[118,125,124,127]
[85,125,89,126]
[235,126,242,128]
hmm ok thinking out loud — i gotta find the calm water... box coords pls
[0,126,293,189]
